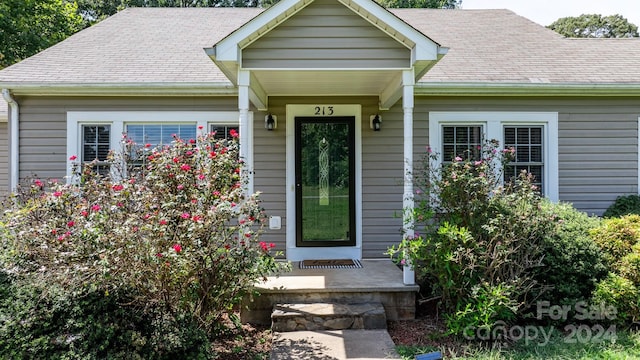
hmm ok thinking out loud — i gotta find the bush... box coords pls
[603,194,640,218]
[388,141,558,335]
[589,216,640,324]
[592,273,639,324]
[0,271,213,359]
[2,131,287,330]
[532,201,607,307]
[590,215,640,265]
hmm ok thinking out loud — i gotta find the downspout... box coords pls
[2,89,19,191]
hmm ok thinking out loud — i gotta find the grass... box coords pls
[396,327,640,360]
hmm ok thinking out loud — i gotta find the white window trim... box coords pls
[66,111,247,185]
[429,112,559,202]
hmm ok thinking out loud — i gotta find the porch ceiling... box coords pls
[251,69,401,97]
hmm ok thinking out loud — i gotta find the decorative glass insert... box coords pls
[82,125,111,175]
[318,138,329,206]
[442,125,483,162]
[504,126,544,191]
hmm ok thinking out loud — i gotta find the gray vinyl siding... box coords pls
[242,0,410,69]
[16,96,239,182]
[0,122,8,195]
[414,97,640,216]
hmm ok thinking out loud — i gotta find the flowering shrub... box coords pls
[388,140,558,335]
[2,131,285,329]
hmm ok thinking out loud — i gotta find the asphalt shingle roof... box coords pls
[0,7,639,86]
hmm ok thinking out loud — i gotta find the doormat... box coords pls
[299,259,363,269]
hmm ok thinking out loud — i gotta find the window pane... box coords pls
[442,125,482,162]
[82,125,111,175]
[504,126,544,193]
[210,125,239,140]
[82,125,111,162]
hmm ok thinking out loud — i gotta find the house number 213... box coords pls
[314,106,334,116]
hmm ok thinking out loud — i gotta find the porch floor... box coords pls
[242,259,419,324]
[258,259,419,293]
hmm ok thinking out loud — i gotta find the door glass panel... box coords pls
[296,117,355,247]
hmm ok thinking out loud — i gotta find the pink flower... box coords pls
[173,244,182,253]
[34,179,43,187]
[189,139,196,144]
[213,190,221,197]
[186,151,193,156]
[117,202,123,207]
[177,184,184,190]
[239,218,246,225]
[180,212,190,219]
[53,191,62,197]
[198,174,205,180]
[192,215,202,222]
[172,157,180,163]
[159,219,167,225]
[91,204,101,212]
[81,210,89,217]
[180,164,191,171]
[198,125,204,130]
[269,243,276,248]
[156,253,163,257]
[244,233,251,238]
[259,241,268,251]
[474,161,483,166]
[454,156,463,162]
[400,259,406,266]
[112,184,124,191]
[145,143,152,148]
[229,129,239,138]
[67,221,75,227]
[209,151,217,158]
[69,155,77,161]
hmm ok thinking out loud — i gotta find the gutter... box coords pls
[2,89,18,191]
[414,82,640,97]
[0,82,238,97]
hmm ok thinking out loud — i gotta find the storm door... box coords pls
[295,117,356,247]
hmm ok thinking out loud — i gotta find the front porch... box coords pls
[241,259,419,325]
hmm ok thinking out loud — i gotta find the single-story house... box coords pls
[1,0,640,274]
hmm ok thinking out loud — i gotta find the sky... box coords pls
[461,0,640,27]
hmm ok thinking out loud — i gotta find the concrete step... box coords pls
[271,302,387,332]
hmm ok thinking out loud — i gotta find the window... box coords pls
[67,111,244,182]
[210,124,239,140]
[81,125,111,176]
[429,112,559,201]
[126,124,197,163]
[442,125,482,162]
[503,126,543,189]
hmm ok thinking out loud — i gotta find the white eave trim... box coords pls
[0,82,238,96]
[207,0,442,64]
[415,82,640,96]
[340,0,440,60]
[206,0,313,62]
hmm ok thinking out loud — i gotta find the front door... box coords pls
[295,117,355,247]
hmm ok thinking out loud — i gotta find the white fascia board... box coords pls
[209,0,312,62]
[341,0,440,61]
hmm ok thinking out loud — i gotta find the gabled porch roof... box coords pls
[205,0,447,110]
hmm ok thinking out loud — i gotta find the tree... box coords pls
[0,0,83,69]
[376,0,460,8]
[548,14,639,38]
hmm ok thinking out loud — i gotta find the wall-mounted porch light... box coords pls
[370,114,382,131]
[265,114,277,130]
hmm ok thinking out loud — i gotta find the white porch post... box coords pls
[402,69,416,285]
[237,70,254,195]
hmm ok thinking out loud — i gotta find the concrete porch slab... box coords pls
[258,259,419,293]
[242,259,419,324]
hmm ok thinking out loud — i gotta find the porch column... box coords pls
[237,70,254,195]
[402,69,416,285]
